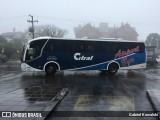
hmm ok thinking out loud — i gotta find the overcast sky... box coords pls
[0,0,160,40]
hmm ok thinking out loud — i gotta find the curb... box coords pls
[147,90,160,119]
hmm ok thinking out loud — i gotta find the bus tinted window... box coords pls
[87,43,95,52]
[44,39,65,52]
[63,41,75,52]
[142,44,145,52]
[138,43,145,53]
[115,42,145,53]
[43,40,54,52]
[62,40,95,52]
[43,40,145,54]
[77,41,95,52]
[127,42,145,53]
[109,42,121,52]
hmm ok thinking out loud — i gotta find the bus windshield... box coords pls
[25,39,47,61]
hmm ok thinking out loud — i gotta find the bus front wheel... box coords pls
[108,63,118,75]
[45,64,57,75]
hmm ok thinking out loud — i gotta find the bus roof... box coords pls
[28,36,144,43]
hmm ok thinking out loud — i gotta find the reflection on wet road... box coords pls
[0,61,160,119]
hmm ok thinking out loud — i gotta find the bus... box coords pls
[21,37,146,75]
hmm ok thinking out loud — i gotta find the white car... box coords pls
[156,55,160,63]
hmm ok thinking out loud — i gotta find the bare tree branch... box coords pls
[35,24,67,38]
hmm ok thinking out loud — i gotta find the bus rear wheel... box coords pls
[108,63,118,75]
[45,64,57,75]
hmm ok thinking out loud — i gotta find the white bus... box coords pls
[21,37,146,75]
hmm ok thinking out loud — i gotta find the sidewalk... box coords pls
[147,90,160,117]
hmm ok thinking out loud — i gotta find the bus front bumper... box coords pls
[21,63,42,72]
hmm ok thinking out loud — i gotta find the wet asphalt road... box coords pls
[0,61,160,120]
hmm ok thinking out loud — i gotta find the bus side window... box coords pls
[64,41,72,52]
[88,44,94,52]
[111,42,120,52]
[120,42,128,51]
[76,41,84,52]
[43,40,54,52]
[97,42,107,52]
[50,44,54,52]
[80,44,85,52]
[136,43,145,53]
[104,44,110,52]
[54,40,63,52]
[97,42,101,52]
[72,44,76,52]
[140,43,145,52]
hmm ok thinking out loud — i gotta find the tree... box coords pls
[0,36,27,60]
[0,35,8,55]
[0,42,15,59]
[145,33,160,49]
[0,35,7,44]
[35,24,67,38]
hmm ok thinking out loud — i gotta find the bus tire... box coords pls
[45,64,57,75]
[108,63,118,75]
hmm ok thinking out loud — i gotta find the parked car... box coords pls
[0,54,7,63]
[156,55,160,63]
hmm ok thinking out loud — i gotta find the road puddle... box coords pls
[74,95,135,111]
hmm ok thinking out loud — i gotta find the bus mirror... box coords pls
[27,45,30,49]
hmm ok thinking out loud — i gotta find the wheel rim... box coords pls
[47,66,54,73]
[45,64,57,75]
[110,67,116,72]
[109,64,117,73]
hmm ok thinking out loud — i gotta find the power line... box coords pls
[0,16,25,21]
[27,14,38,38]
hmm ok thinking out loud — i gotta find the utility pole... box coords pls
[27,14,38,38]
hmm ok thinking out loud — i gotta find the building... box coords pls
[74,23,100,39]
[1,28,28,41]
[74,23,139,41]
